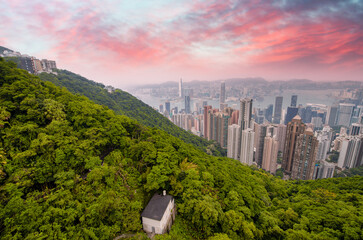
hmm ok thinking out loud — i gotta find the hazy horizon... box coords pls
[1,0,362,88]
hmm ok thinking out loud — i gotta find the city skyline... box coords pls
[1,0,362,88]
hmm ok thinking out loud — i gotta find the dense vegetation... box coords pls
[0,58,362,239]
[335,166,363,178]
[38,70,225,156]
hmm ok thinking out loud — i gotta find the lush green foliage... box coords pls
[327,151,339,163]
[4,57,22,68]
[38,70,225,156]
[1,58,362,239]
[335,166,363,178]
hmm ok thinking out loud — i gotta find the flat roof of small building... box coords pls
[141,194,173,221]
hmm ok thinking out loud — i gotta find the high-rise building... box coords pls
[240,128,255,165]
[291,128,318,180]
[203,105,212,138]
[336,103,355,127]
[220,81,226,104]
[291,95,298,107]
[159,104,164,113]
[282,115,306,175]
[32,58,43,73]
[350,123,363,136]
[315,126,333,161]
[179,78,183,98]
[220,103,228,112]
[165,101,171,114]
[313,160,335,179]
[326,105,338,126]
[254,108,265,124]
[285,107,299,125]
[238,98,253,130]
[185,96,191,114]
[311,117,323,129]
[262,136,279,174]
[276,124,287,152]
[273,96,283,124]
[338,136,363,169]
[20,57,35,73]
[351,105,363,124]
[216,112,230,148]
[237,98,253,158]
[230,110,239,125]
[254,123,268,166]
[41,59,57,72]
[300,106,313,123]
[227,124,240,160]
[265,104,273,123]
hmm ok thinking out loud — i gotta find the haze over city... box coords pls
[1,0,362,88]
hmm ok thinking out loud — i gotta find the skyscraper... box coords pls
[238,98,253,130]
[291,128,318,180]
[220,81,226,104]
[291,95,298,107]
[262,136,279,174]
[313,160,335,179]
[203,105,212,138]
[254,123,268,166]
[276,124,287,152]
[273,96,283,124]
[338,136,363,169]
[350,123,363,136]
[179,78,183,98]
[265,104,273,123]
[165,101,170,114]
[185,96,191,114]
[240,128,255,165]
[282,115,306,176]
[336,103,355,127]
[285,107,299,125]
[216,112,230,148]
[351,105,363,124]
[315,126,333,161]
[237,98,253,158]
[227,124,240,160]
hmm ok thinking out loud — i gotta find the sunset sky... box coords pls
[1,0,362,88]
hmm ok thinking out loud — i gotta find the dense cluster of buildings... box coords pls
[0,49,57,74]
[164,80,363,180]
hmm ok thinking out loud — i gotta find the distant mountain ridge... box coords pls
[132,77,362,90]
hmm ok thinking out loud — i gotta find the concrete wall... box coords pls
[142,199,175,234]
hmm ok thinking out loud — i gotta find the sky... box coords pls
[1,0,362,88]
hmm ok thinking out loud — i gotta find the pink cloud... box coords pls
[1,0,362,85]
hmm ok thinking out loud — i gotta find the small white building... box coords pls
[141,192,176,234]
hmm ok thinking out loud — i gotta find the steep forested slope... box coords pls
[38,70,225,156]
[0,58,362,239]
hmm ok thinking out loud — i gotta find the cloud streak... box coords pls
[0,0,362,86]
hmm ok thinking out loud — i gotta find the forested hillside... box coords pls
[38,70,225,156]
[1,58,362,239]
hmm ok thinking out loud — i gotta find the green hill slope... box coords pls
[38,70,225,156]
[1,58,362,239]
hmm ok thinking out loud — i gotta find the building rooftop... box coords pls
[292,115,301,120]
[306,127,314,133]
[141,194,173,221]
